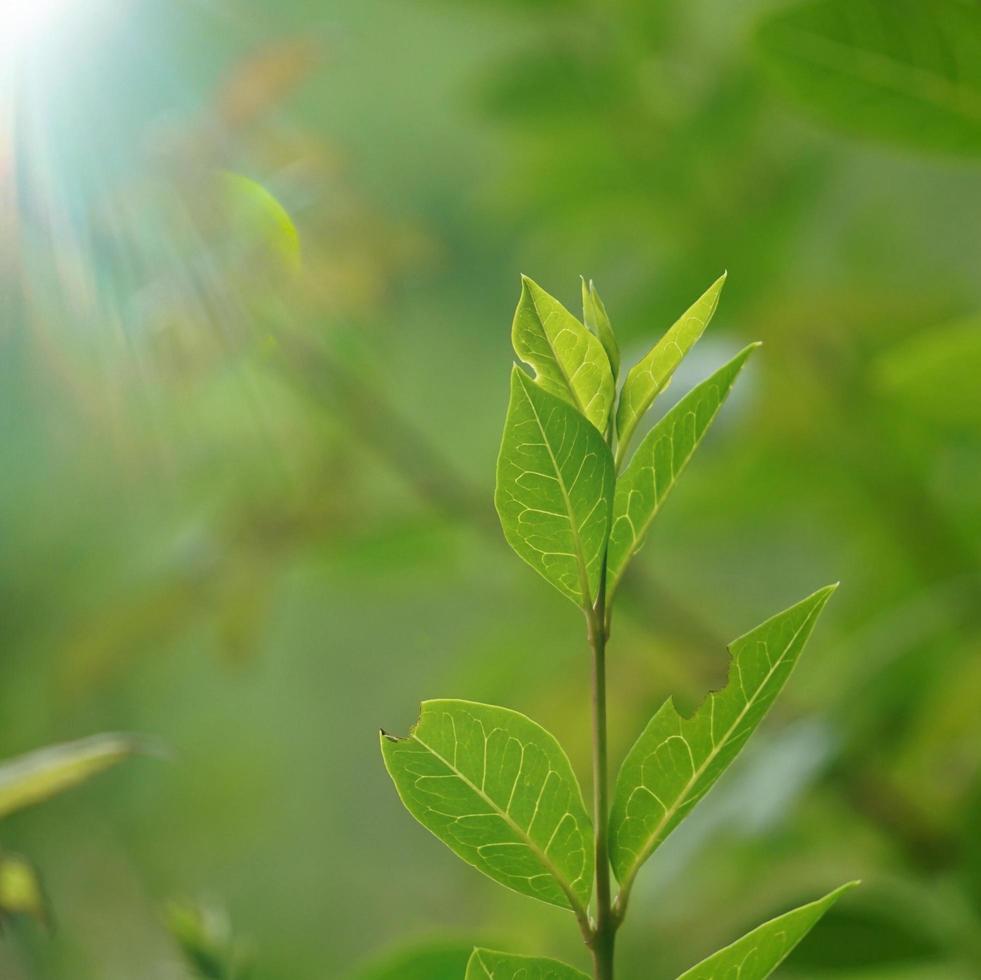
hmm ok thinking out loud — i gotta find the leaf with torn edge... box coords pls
[610,586,837,893]
[381,700,593,914]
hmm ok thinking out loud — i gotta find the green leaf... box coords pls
[466,948,590,980]
[0,734,141,819]
[610,586,837,892]
[755,0,981,156]
[615,273,727,466]
[675,882,859,979]
[354,941,474,980]
[495,366,615,607]
[380,700,593,914]
[512,275,615,432]
[607,345,759,598]
[581,277,620,380]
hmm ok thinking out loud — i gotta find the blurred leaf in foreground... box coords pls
[165,899,254,980]
[0,734,142,819]
[755,0,981,156]
[874,316,981,430]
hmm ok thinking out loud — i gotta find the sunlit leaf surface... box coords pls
[512,276,615,432]
[496,366,614,606]
[381,700,593,912]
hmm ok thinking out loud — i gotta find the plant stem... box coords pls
[588,566,615,980]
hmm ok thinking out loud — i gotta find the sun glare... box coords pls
[1,0,81,58]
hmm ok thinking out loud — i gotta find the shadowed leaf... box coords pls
[675,883,859,979]
[581,277,620,380]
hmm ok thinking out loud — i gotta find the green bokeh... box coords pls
[1,1,979,978]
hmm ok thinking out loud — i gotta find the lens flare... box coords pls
[1,0,80,58]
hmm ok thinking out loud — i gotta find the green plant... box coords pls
[0,734,139,926]
[380,274,855,979]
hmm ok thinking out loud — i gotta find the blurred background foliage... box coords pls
[1,0,979,977]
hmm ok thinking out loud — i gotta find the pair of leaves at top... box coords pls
[381,588,845,978]
[0,733,141,926]
[496,272,730,609]
[462,883,855,978]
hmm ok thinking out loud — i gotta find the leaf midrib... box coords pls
[518,375,597,606]
[411,729,589,916]
[618,606,818,892]
[528,289,594,423]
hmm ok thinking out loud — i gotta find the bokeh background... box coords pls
[2,0,980,977]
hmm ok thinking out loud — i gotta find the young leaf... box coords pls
[755,0,981,157]
[0,734,142,819]
[466,948,590,980]
[607,344,759,598]
[512,275,615,432]
[581,277,620,380]
[675,882,859,979]
[610,585,836,893]
[495,366,615,607]
[380,699,594,915]
[615,273,726,466]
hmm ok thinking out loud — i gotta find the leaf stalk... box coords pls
[586,553,616,979]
